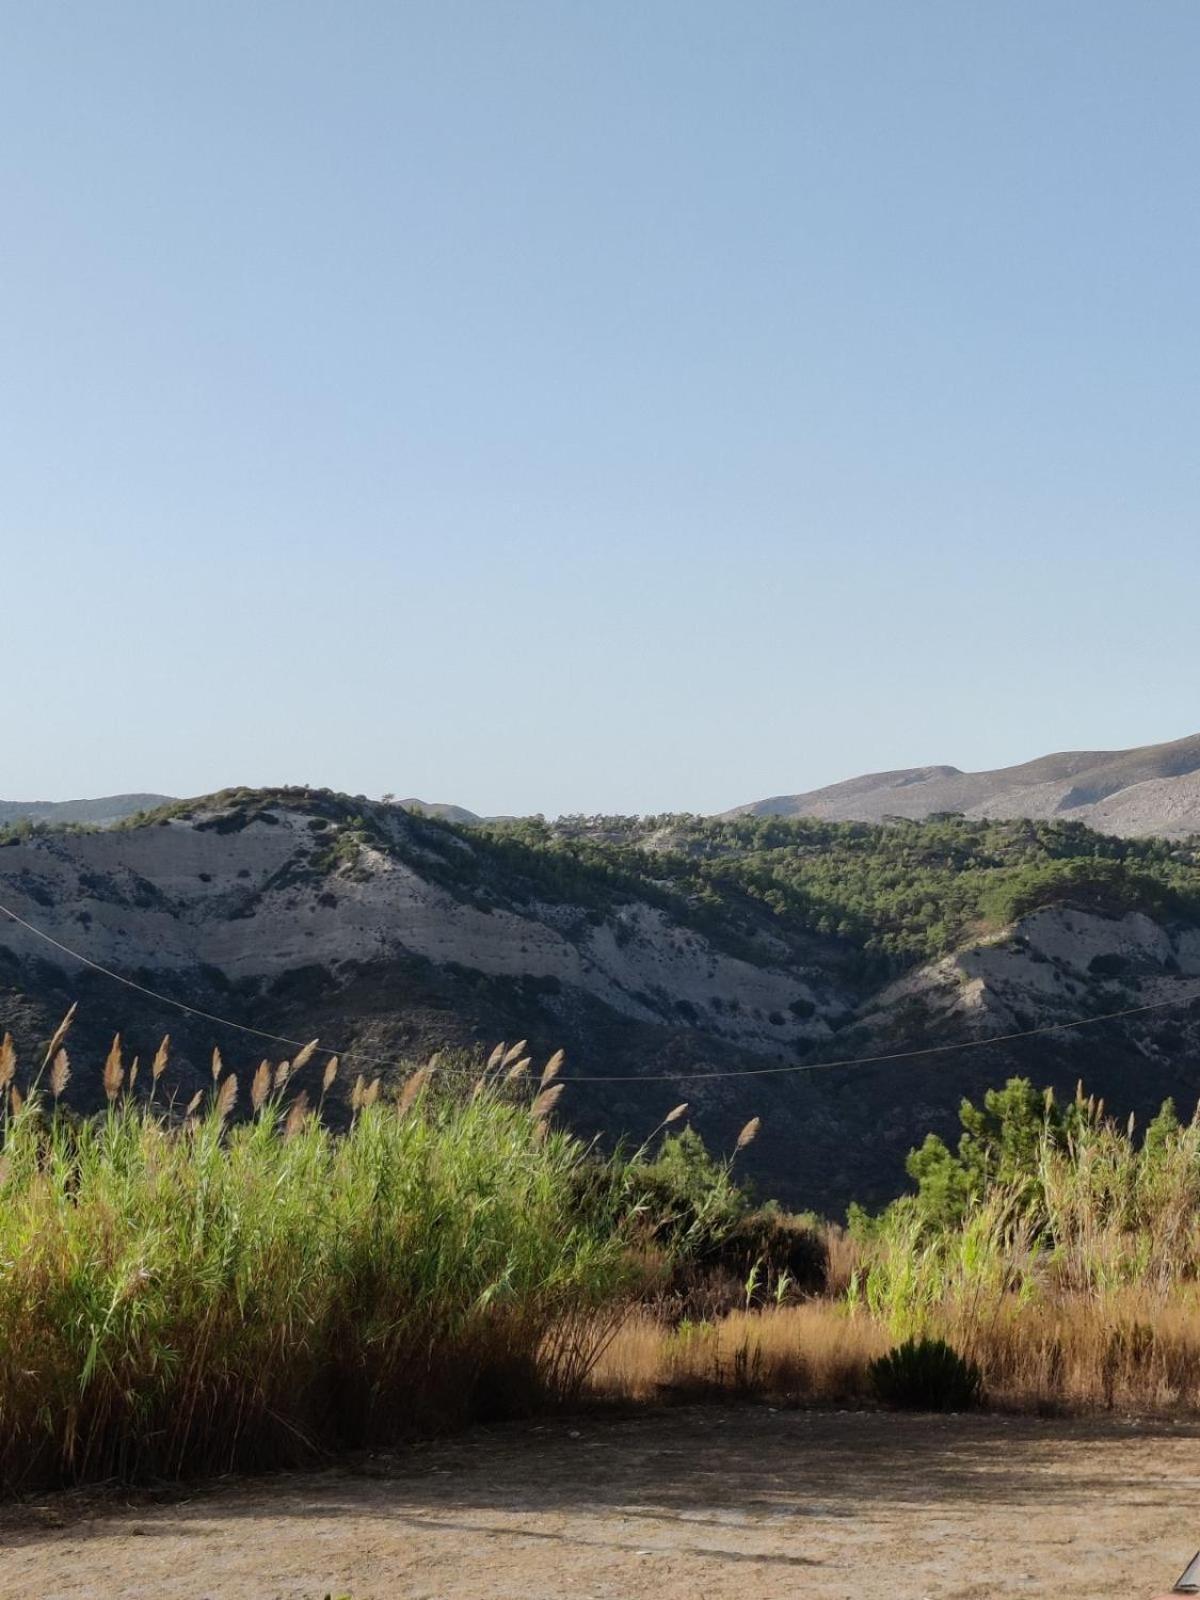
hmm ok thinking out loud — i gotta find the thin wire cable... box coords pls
[1,897,1196,1084]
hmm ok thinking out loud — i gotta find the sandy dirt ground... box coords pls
[3,1406,1200,1600]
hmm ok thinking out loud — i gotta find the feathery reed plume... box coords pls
[350,1074,366,1113]
[531,1083,564,1121]
[734,1116,760,1153]
[397,1067,431,1118]
[103,1035,124,1103]
[472,1075,487,1099]
[184,1090,203,1116]
[539,1048,565,1088]
[283,1091,310,1140]
[211,1047,223,1083]
[9,1085,22,1116]
[664,1101,689,1125]
[49,1048,70,1099]
[291,1038,320,1073]
[274,1059,291,1091]
[128,1056,139,1091]
[501,1040,528,1069]
[151,1035,170,1082]
[505,1056,531,1083]
[426,1051,442,1071]
[485,1042,506,1071]
[321,1055,339,1096]
[0,1034,15,1092]
[250,1060,271,1113]
[215,1073,237,1124]
[40,1004,77,1072]
[362,1077,380,1109]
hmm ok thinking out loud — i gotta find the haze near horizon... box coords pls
[4,2,1197,815]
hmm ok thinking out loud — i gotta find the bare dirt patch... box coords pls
[2,1406,1199,1600]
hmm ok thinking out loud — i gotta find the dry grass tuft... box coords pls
[734,1116,759,1153]
[589,1305,889,1404]
[250,1061,271,1113]
[0,1034,15,1092]
[151,1035,170,1083]
[49,1049,70,1099]
[532,1083,564,1120]
[283,1090,310,1139]
[398,1067,431,1118]
[102,1036,124,1103]
[290,1038,320,1073]
[215,1073,237,1123]
[40,1006,76,1073]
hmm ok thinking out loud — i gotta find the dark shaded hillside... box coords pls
[2,788,1200,1211]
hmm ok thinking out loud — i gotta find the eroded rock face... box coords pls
[0,805,832,1055]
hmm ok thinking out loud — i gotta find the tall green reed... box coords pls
[0,1036,643,1488]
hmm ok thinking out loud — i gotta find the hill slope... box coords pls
[2,790,1200,1210]
[0,794,173,827]
[726,733,1200,838]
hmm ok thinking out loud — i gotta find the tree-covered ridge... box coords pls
[80,789,1200,973]
[468,813,1200,968]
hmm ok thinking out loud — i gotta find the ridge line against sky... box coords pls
[4,1,1197,816]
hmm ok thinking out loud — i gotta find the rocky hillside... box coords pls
[2,789,1200,1211]
[727,732,1200,838]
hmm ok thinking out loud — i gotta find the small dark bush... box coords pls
[868,1337,983,1411]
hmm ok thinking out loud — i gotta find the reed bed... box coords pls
[0,1031,641,1489]
[6,1020,1200,1494]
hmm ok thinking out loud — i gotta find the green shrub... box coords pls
[868,1337,983,1411]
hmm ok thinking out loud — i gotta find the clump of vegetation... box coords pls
[0,1025,643,1489]
[868,1337,983,1411]
[592,1076,1200,1418]
[623,1126,827,1314]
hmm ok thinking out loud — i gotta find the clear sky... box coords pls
[3,2,1197,816]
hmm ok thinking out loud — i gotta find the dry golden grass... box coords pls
[589,1287,1200,1414]
[589,1304,890,1403]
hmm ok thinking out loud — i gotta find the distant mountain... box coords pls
[725,733,1200,838]
[0,794,173,828]
[396,799,482,825]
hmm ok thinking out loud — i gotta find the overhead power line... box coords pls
[0,899,1196,1085]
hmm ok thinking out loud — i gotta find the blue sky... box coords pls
[3,2,1197,815]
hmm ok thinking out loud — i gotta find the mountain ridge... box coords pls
[0,794,173,828]
[725,732,1200,838]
